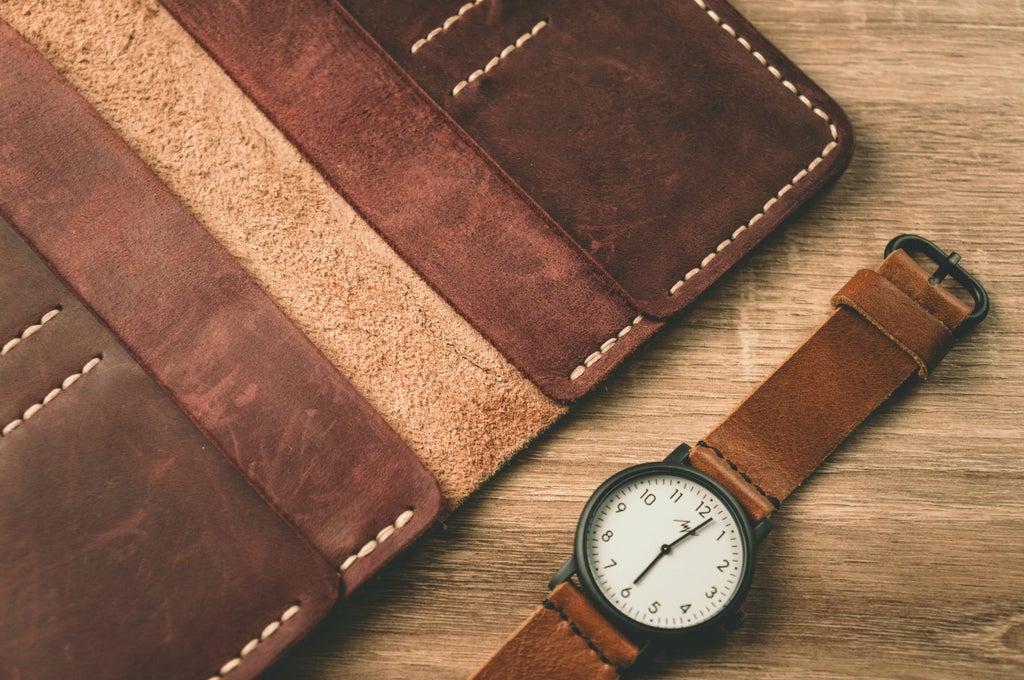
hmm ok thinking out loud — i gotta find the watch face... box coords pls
[575,463,755,636]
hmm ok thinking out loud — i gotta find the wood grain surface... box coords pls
[266,0,1024,677]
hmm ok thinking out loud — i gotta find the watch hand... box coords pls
[632,517,713,585]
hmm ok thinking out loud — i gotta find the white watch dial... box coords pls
[583,470,747,630]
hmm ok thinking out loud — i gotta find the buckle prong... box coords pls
[884,234,989,334]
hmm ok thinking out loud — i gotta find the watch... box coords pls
[471,235,988,679]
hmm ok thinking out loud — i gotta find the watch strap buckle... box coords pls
[884,234,989,334]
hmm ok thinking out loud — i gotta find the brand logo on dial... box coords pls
[584,471,746,630]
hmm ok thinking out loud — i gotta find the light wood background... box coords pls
[266,0,1024,677]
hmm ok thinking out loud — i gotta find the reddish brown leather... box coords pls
[157,0,852,400]
[158,0,660,402]
[342,0,853,317]
[690,249,973,520]
[832,268,954,377]
[472,582,639,680]
[0,220,339,679]
[0,19,442,587]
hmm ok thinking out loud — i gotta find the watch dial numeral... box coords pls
[584,470,748,632]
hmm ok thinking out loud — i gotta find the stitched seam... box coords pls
[338,509,415,572]
[569,315,643,381]
[451,20,548,96]
[411,0,487,54]
[205,603,301,680]
[667,0,841,297]
[833,295,934,378]
[698,441,781,508]
[542,598,626,674]
[1,307,61,357]
[0,355,101,437]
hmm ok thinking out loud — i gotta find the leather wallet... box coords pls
[0,0,854,676]
[0,22,441,678]
[160,0,854,400]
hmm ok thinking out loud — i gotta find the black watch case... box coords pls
[550,445,769,642]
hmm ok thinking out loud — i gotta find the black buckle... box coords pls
[884,234,989,334]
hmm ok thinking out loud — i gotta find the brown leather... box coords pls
[158,0,661,402]
[832,268,954,377]
[690,249,973,520]
[472,582,640,680]
[158,0,852,400]
[0,220,339,679]
[0,21,443,679]
[0,19,442,587]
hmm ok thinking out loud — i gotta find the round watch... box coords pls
[472,236,988,679]
[573,461,756,637]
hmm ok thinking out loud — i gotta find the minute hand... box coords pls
[632,517,713,585]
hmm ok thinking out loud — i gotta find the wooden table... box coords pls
[267,1,1024,677]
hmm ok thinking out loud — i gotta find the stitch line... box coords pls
[451,20,548,96]
[542,598,625,673]
[205,603,301,680]
[0,355,101,437]
[338,509,415,572]
[411,0,486,54]
[698,441,781,508]
[1,307,61,357]
[668,0,841,297]
[569,315,643,381]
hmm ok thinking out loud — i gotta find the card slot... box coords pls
[348,0,554,103]
[0,317,337,680]
[440,0,849,317]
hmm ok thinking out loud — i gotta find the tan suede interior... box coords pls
[0,0,565,505]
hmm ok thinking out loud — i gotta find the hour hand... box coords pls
[633,518,713,584]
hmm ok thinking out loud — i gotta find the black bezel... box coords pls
[573,462,757,640]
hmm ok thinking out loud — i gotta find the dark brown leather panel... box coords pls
[472,582,638,680]
[0,222,339,680]
[343,0,853,318]
[0,19,442,584]
[690,249,972,520]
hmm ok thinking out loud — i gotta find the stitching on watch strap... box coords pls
[542,598,625,674]
[698,440,781,509]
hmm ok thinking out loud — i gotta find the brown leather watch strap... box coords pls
[689,248,973,520]
[472,582,640,680]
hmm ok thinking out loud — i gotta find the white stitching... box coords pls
[0,356,101,437]
[666,0,841,297]
[568,316,643,381]
[411,0,487,54]
[1,308,61,357]
[339,509,415,572]
[451,20,547,96]
[205,603,301,680]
